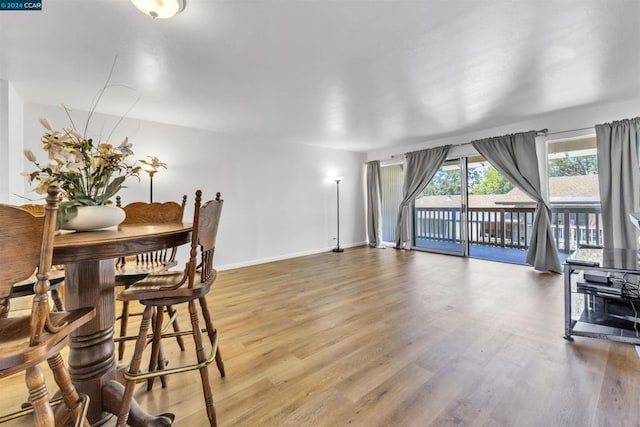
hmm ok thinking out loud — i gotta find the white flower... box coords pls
[118,137,134,156]
[39,117,53,131]
[33,176,57,194]
[47,144,69,164]
[64,155,84,174]
[90,156,101,169]
[24,149,36,162]
[56,151,83,174]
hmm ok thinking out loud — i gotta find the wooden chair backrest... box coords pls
[0,207,44,298]
[118,195,187,225]
[186,191,223,287]
[115,196,188,268]
[19,204,46,217]
[0,186,59,345]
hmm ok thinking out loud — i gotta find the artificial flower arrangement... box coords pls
[23,112,140,228]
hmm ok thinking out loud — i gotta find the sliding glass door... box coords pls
[413,159,466,255]
[387,153,538,264]
[412,155,534,265]
[466,155,534,264]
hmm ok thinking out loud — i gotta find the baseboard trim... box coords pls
[217,241,367,271]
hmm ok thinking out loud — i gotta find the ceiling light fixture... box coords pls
[131,0,186,19]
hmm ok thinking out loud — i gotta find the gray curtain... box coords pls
[366,161,384,248]
[472,131,561,273]
[395,146,450,249]
[596,117,640,249]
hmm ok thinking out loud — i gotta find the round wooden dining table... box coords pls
[53,223,192,426]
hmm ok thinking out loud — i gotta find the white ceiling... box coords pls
[1,0,639,152]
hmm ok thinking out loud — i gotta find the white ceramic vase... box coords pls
[61,205,126,231]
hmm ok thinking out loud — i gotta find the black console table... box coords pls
[564,248,640,344]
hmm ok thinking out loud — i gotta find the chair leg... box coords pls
[118,300,130,361]
[156,341,168,389]
[147,307,165,391]
[117,305,154,427]
[25,364,55,427]
[165,305,186,351]
[47,352,90,427]
[51,288,65,312]
[189,300,217,427]
[214,345,225,379]
[199,297,225,377]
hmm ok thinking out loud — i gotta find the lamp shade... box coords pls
[131,0,185,19]
[140,162,158,174]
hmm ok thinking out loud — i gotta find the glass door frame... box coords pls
[412,156,469,257]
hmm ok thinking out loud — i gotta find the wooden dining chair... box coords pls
[0,186,95,427]
[0,204,66,318]
[114,195,188,386]
[116,190,225,427]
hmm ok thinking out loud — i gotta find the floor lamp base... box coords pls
[332,247,344,253]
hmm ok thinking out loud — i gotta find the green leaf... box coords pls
[96,176,125,204]
[70,189,96,206]
[56,201,81,230]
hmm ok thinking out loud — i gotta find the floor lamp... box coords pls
[139,156,167,203]
[332,176,344,253]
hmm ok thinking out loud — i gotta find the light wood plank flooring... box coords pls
[2,246,640,426]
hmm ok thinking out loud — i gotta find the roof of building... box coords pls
[415,175,600,208]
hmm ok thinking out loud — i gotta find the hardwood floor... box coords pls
[2,246,640,426]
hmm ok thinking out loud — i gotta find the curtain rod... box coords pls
[453,126,595,146]
[368,125,596,163]
[541,125,594,136]
[456,127,548,146]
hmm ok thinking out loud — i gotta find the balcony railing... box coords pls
[550,205,602,253]
[414,205,602,254]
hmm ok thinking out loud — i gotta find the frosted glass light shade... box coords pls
[131,0,185,19]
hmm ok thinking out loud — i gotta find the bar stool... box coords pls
[116,190,225,426]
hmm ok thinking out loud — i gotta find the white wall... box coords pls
[8,83,24,205]
[20,102,367,269]
[366,98,640,161]
[0,80,8,202]
[0,80,25,204]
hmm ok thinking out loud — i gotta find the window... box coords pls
[547,136,601,253]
